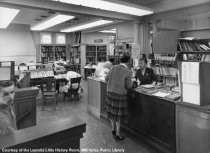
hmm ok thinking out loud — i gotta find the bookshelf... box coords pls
[177,38,210,62]
[85,45,107,64]
[151,54,178,86]
[69,45,81,73]
[40,45,54,64]
[40,45,67,64]
[70,45,81,63]
[54,45,67,61]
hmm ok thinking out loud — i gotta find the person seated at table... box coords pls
[84,62,93,69]
[60,71,82,93]
[0,81,17,135]
[53,58,66,74]
[97,59,105,68]
[135,58,156,86]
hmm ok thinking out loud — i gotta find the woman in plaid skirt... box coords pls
[105,55,133,141]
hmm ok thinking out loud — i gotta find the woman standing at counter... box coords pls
[135,58,156,85]
[105,55,133,141]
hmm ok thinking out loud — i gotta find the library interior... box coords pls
[0,0,210,153]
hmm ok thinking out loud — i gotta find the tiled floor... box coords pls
[36,80,155,153]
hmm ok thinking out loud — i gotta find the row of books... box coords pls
[41,52,54,57]
[97,46,107,51]
[180,53,210,62]
[97,52,106,56]
[41,46,53,52]
[86,52,96,56]
[30,70,54,79]
[54,46,66,52]
[178,41,210,51]
[153,66,178,77]
[154,54,176,61]
[163,77,178,86]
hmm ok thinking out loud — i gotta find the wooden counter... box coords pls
[126,90,176,153]
[0,117,86,152]
[87,77,177,153]
[87,77,210,153]
[14,87,39,130]
[87,77,106,118]
[176,102,210,153]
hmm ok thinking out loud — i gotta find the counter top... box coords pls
[14,87,39,99]
[134,87,181,104]
[0,117,86,149]
[15,86,39,92]
[87,77,180,103]
[87,76,106,83]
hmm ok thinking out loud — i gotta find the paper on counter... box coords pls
[182,62,199,84]
[152,91,171,98]
[141,84,155,89]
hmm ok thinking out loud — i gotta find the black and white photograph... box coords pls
[0,0,210,153]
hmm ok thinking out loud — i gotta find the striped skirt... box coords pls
[105,91,127,122]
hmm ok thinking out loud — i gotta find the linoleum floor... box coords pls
[36,80,155,153]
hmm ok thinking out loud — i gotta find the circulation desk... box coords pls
[87,77,210,153]
[87,77,177,153]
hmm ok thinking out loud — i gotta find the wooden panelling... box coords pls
[14,87,39,130]
[176,103,210,153]
[147,96,176,153]
[100,82,107,116]
[125,91,176,153]
[0,117,86,152]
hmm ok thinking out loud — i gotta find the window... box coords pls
[56,33,66,44]
[40,33,52,44]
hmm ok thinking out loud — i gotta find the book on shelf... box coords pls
[153,66,177,77]
[178,38,210,52]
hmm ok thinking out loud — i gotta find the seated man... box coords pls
[60,71,82,93]
[135,58,156,86]
[53,58,67,74]
[0,81,17,135]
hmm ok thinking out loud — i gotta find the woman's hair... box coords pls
[140,58,147,64]
[0,81,14,91]
[120,55,130,63]
[109,58,115,63]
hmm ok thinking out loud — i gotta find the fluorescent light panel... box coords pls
[100,28,116,33]
[61,19,113,32]
[100,30,116,33]
[0,7,20,28]
[51,0,153,16]
[31,13,74,31]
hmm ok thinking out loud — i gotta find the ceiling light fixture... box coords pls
[51,0,153,16]
[0,7,20,28]
[61,19,113,33]
[31,13,75,31]
[100,30,116,33]
[100,28,116,33]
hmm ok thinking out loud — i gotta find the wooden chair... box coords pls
[63,77,82,101]
[41,78,58,110]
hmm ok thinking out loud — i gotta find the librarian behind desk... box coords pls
[135,58,156,85]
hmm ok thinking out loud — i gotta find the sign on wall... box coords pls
[94,39,103,43]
